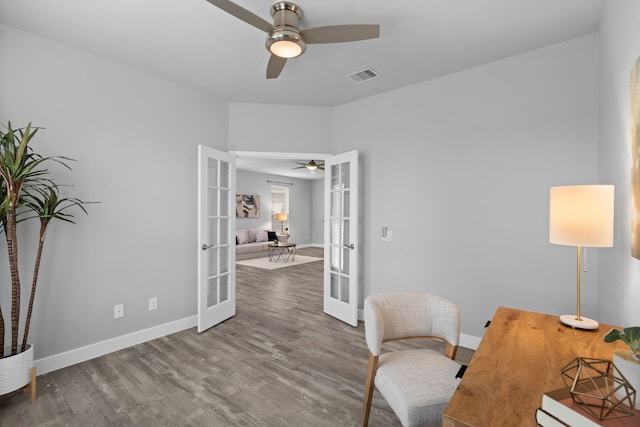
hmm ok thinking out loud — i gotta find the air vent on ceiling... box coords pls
[346,67,380,84]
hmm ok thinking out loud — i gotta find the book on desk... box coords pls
[536,387,639,427]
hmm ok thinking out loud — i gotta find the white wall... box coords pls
[598,0,640,326]
[228,103,332,153]
[0,25,228,360]
[331,35,600,337]
[236,169,314,245]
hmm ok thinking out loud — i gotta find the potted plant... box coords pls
[604,326,640,409]
[0,122,89,401]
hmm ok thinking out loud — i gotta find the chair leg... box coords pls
[361,353,379,427]
[445,343,458,360]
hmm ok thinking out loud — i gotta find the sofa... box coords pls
[235,228,288,261]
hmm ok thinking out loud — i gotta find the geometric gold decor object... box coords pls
[560,357,636,420]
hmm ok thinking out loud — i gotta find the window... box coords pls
[271,185,289,233]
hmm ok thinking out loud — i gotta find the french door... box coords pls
[323,150,359,326]
[197,145,236,332]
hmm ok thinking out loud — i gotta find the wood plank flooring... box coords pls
[0,247,473,426]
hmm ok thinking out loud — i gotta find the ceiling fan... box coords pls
[294,160,325,172]
[205,0,380,79]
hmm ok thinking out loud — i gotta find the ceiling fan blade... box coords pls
[302,24,380,44]
[204,0,274,33]
[266,55,287,79]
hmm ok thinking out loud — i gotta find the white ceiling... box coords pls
[0,0,604,179]
[234,153,328,180]
[0,0,604,108]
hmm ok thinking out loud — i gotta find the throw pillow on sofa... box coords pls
[267,231,277,241]
[236,229,249,245]
[256,230,268,242]
[248,228,260,243]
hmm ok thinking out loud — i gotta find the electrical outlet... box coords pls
[149,297,158,311]
[114,304,124,319]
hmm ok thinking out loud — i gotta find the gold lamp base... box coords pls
[560,314,599,330]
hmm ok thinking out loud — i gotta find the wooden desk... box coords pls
[443,306,626,427]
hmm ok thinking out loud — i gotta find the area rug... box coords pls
[236,255,322,270]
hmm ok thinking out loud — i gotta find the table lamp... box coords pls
[549,185,614,329]
[275,213,288,234]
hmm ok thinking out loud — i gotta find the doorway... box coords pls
[217,150,359,327]
[232,150,328,247]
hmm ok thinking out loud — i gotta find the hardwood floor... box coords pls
[0,247,473,426]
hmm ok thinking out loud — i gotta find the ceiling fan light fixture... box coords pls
[304,160,320,171]
[267,29,306,58]
[206,0,379,79]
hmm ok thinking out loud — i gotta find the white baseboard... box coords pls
[34,316,197,375]
[36,308,481,376]
[459,333,481,350]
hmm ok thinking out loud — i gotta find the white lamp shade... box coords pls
[275,213,288,221]
[549,185,614,247]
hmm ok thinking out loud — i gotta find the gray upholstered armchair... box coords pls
[361,292,461,427]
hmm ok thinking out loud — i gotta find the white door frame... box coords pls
[230,151,331,162]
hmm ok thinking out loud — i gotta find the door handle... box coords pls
[201,244,215,251]
[343,243,355,250]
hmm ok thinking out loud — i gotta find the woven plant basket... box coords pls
[0,344,34,396]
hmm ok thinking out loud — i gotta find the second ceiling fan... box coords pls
[294,160,324,172]
[205,0,380,79]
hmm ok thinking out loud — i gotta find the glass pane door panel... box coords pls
[331,192,342,217]
[341,162,350,188]
[340,277,350,303]
[207,248,219,276]
[208,188,218,215]
[207,277,218,307]
[342,191,350,216]
[330,275,339,299]
[220,188,229,216]
[330,219,341,244]
[220,247,229,274]
[219,218,229,245]
[220,274,229,302]
[208,218,217,247]
[331,164,340,189]
[342,248,350,274]
[208,158,218,186]
[330,245,340,272]
[220,161,229,187]
[343,220,350,246]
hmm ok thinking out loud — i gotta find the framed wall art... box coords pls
[236,194,260,218]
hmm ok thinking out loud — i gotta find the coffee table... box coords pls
[267,243,297,262]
